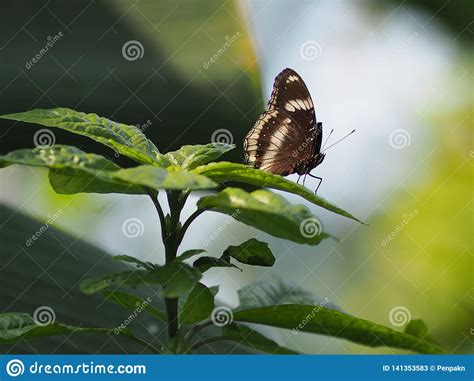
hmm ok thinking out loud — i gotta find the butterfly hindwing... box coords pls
[244,109,316,176]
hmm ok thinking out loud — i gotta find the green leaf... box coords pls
[193,162,364,224]
[180,283,215,325]
[101,290,166,322]
[198,188,330,245]
[80,262,201,298]
[1,108,164,165]
[404,319,438,344]
[164,144,234,170]
[112,255,156,270]
[134,262,203,298]
[237,276,338,311]
[193,256,241,273]
[224,238,275,267]
[222,323,299,354]
[209,286,219,297]
[233,305,444,354]
[80,271,144,294]
[404,319,428,338]
[48,169,133,195]
[161,334,192,354]
[0,312,158,352]
[0,145,143,195]
[1,148,211,195]
[0,145,117,171]
[177,249,206,261]
[112,165,217,191]
[0,312,110,344]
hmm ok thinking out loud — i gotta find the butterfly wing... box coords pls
[267,68,322,152]
[244,108,316,175]
[244,68,322,175]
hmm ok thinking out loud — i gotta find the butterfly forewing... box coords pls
[268,68,316,127]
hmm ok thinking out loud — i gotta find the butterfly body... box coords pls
[244,68,324,187]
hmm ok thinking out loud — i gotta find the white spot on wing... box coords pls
[303,97,313,109]
[286,100,303,110]
[271,126,289,147]
[296,99,307,109]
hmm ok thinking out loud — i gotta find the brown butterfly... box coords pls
[244,68,353,193]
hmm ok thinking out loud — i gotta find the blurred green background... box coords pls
[0,0,472,354]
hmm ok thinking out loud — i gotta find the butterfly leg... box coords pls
[313,176,322,194]
[297,175,301,184]
[308,173,323,194]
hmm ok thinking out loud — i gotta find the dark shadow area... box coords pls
[0,203,164,353]
[0,0,262,166]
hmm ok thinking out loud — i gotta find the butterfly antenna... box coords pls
[322,129,334,150]
[322,129,355,152]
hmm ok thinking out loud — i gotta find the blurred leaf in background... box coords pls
[344,97,473,354]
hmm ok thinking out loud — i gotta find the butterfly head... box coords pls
[295,152,325,175]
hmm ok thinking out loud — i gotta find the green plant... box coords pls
[0,108,443,354]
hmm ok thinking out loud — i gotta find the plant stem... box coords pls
[164,298,178,339]
[163,190,182,339]
[149,190,205,341]
[148,190,181,340]
[176,209,204,248]
[148,192,166,241]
